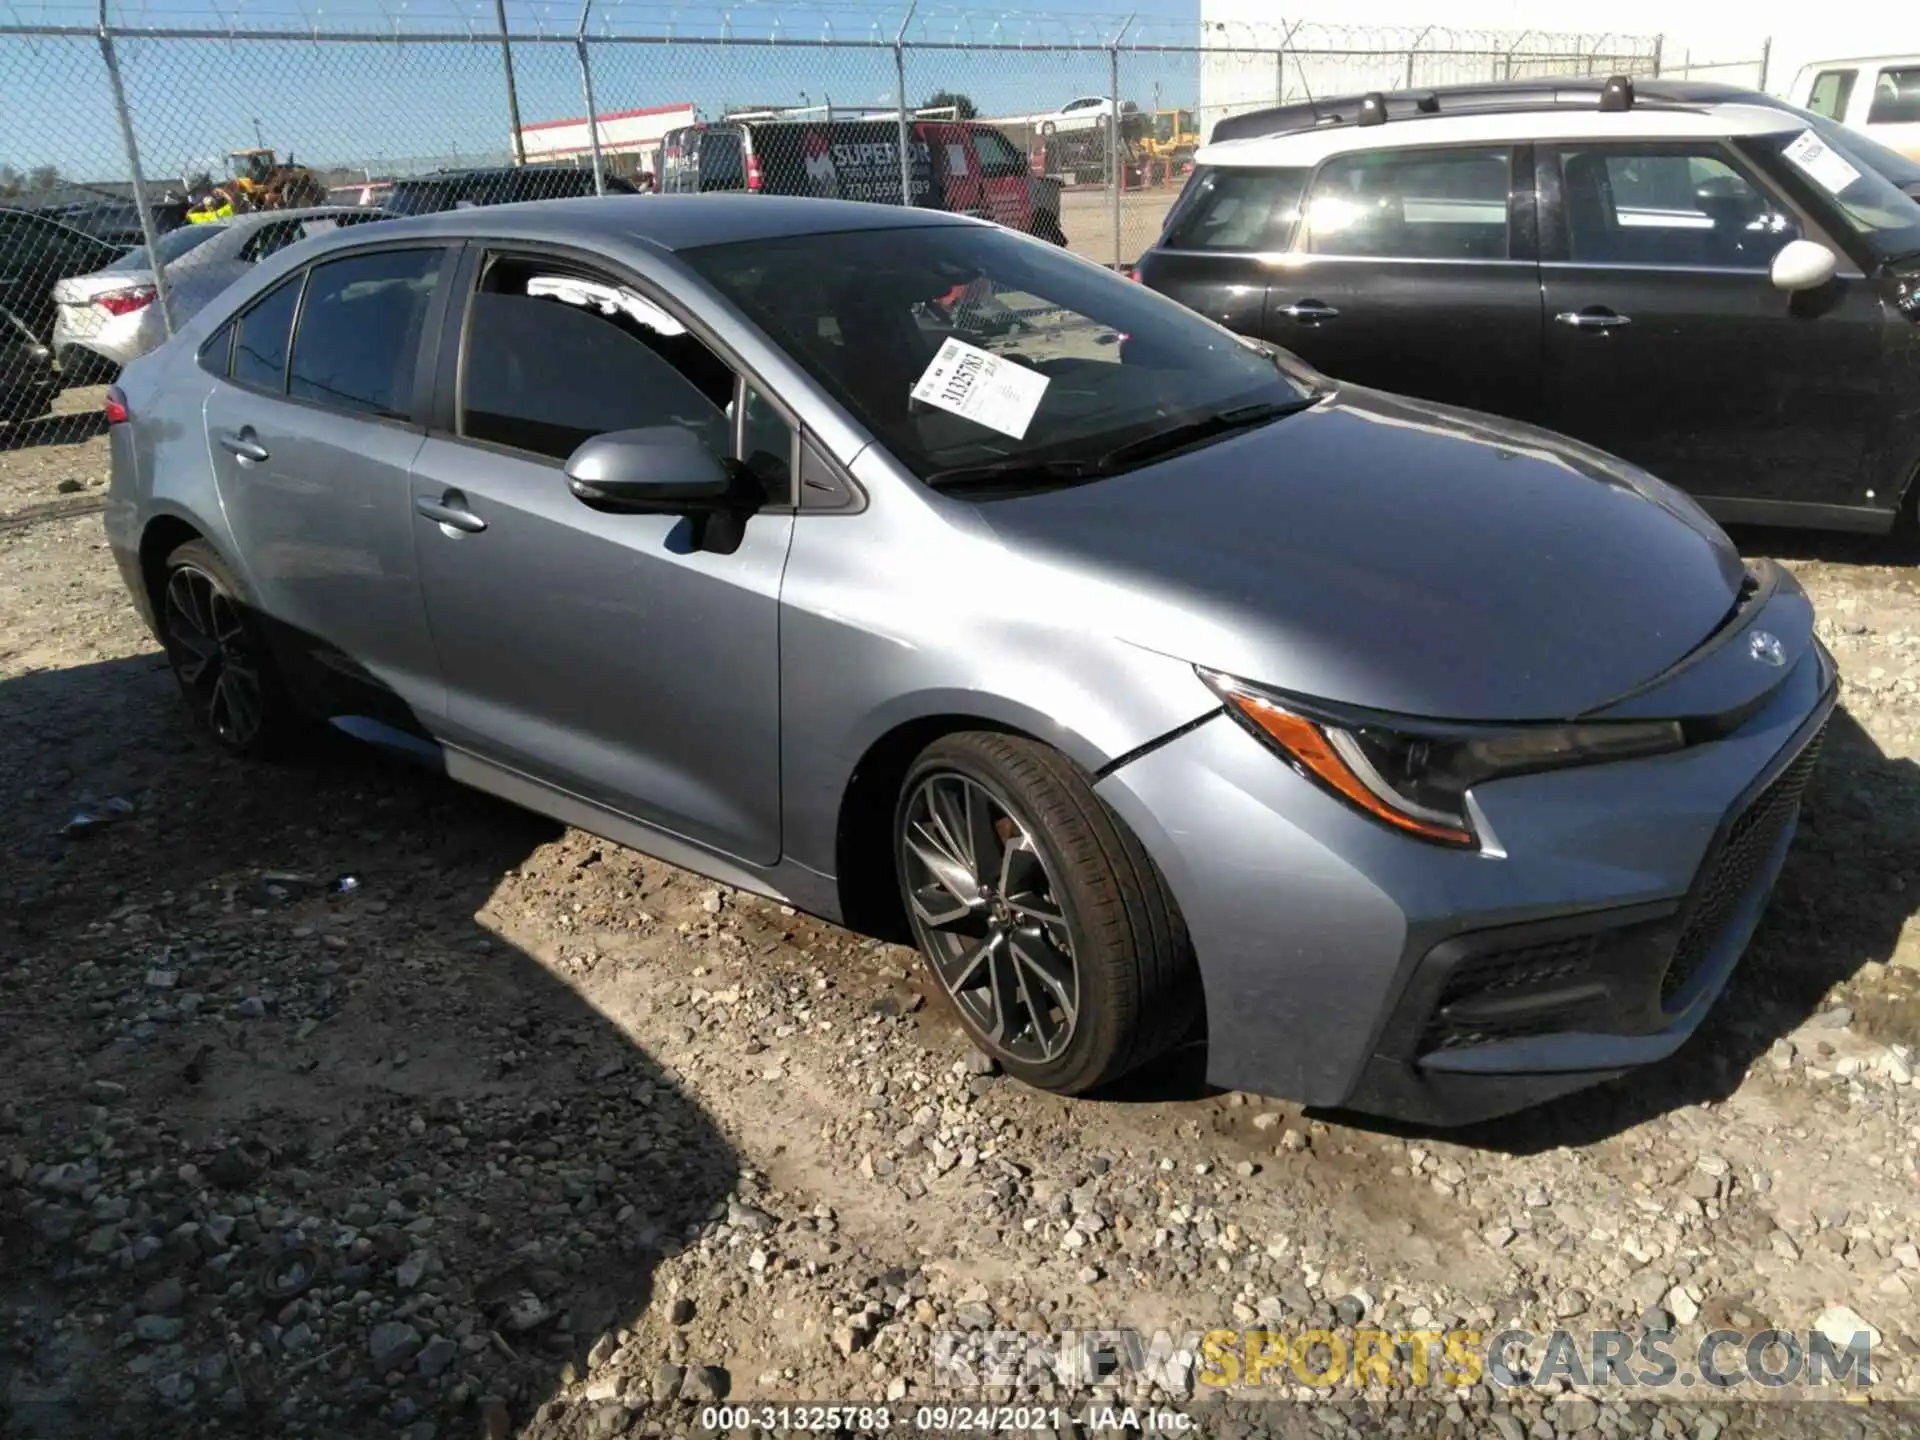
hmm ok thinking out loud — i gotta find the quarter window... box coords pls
[1162,167,1306,251]
[288,248,442,419]
[1557,146,1799,269]
[1806,69,1857,121]
[229,273,302,391]
[458,255,791,482]
[1868,68,1920,125]
[1302,147,1511,260]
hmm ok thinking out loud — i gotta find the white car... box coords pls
[1794,55,1920,163]
[1034,95,1134,135]
[52,206,389,376]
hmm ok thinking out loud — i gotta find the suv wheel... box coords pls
[894,732,1197,1094]
[159,539,293,756]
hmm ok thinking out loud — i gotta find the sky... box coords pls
[0,0,1204,183]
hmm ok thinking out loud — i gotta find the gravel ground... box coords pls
[3,397,1919,1439]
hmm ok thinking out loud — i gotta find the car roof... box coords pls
[223,205,375,229]
[342,194,975,252]
[1195,102,1813,168]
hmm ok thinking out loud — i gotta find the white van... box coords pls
[1792,56,1920,160]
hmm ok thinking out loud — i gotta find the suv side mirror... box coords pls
[1770,239,1838,293]
[565,426,736,514]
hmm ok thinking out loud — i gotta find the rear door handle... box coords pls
[1274,300,1339,322]
[217,429,268,462]
[415,492,487,535]
[1554,309,1632,330]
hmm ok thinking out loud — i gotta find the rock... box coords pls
[651,1363,685,1404]
[669,1297,696,1326]
[964,1050,999,1077]
[1771,1230,1801,1261]
[153,1372,194,1404]
[727,1200,775,1234]
[1554,1288,1589,1319]
[1235,1160,1258,1178]
[587,1333,618,1371]
[416,1337,459,1379]
[1491,1414,1525,1440]
[886,1376,908,1402]
[683,1365,730,1403]
[1554,1396,1599,1432]
[1332,1293,1369,1326]
[1483,1226,1515,1249]
[583,1373,625,1403]
[133,1315,184,1343]
[1812,1305,1881,1349]
[140,1277,185,1315]
[501,1294,551,1333]
[369,1320,423,1372]
[395,1252,428,1291]
[1278,1128,1309,1153]
[831,1322,870,1358]
[1252,1113,1280,1131]
[1666,1287,1699,1327]
[235,997,266,1019]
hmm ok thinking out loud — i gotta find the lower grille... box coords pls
[1422,935,1601,1051]
[1659,724,1827,1006]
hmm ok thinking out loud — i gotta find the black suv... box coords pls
[381,166,637,217]
[1138,81,1920,535]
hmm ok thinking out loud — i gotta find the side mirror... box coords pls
[1770,239,1838,294]
[565,426,735,514]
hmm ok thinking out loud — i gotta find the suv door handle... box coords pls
[1555,309,1632,330]
[416,492,487,535]
[217,429,268,463]
[1274,300,1339,322]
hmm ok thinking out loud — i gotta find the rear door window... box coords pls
[287,248,442,419]
[1302,146,1511,260]
[1868,68,1920,125]
[229,273,303,391]
[1160,167,1306,251]
[1555,145,1799,269]
[701,132,746,189]
[1806,69,1857,121]
[972,128,1029,178]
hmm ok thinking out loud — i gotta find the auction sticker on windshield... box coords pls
[911,337,1049,439]
[1783,129,1861,194]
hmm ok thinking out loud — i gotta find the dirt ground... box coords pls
[2,392,1919,1440]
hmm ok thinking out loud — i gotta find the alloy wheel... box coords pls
[899,771,1080,1065]
[163,566,264,748]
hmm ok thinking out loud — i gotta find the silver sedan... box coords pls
[101,196,1834,1124]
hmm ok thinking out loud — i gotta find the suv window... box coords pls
[1557,145,1799,269]
[1869,68,1920,125]
[701,132,746,188]
[229,273,303,390]
[971,128,1029,178]
[1162,167,1306,251]
[1806,69,1857,121]
[1303,147,1510,260]
[458,255,794,500]
[288,248,442,419]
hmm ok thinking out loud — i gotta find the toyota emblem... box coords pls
[1748,630,1786,667]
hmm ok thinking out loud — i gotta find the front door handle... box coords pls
[1274,300,1339,323]
[415,492,487,534]
[217,429,268,462]
[1554,309,1632,330]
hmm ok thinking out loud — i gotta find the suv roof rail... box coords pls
[1211,72,1672,145]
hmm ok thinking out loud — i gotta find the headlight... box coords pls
[1199,670,1684,848]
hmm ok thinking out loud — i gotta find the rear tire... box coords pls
[158,539,297,758]
[894,731,1198,1094]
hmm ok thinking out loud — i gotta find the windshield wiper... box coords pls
[922,457,1102,494]
[1091,397,1319,471]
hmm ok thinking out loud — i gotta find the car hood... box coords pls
[974,386,1749,722]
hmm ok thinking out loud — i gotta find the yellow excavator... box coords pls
[187,148,326,223]
[1139,108,1199,170]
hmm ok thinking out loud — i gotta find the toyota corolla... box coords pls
[101,196,1834,1124]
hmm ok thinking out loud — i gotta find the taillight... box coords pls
[98,286,156,316]
[746,153,763,191]
[103,385,129,425]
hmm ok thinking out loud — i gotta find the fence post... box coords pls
[1652,34,1664,78]
[1757,36,1772,92]
[894,2,917,208]
[1275,20,1302,106]
[1503,31,1530,81]
[1109,13,1134,272]
[496,0,527,164]
[1405,26,1431,89]
[576,0,605,194]
[96,0,172,337]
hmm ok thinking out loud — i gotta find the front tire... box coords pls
[159,539,294,757]
[894,732,1197,1094]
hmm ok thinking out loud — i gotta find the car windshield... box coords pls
[105,223,226,272]
[682,223,1319,489]
[1748,126,1920,260]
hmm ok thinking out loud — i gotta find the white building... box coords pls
[1198,0,1911,132]
[517,102,698,181]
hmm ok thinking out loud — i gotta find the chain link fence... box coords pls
[2,0,1760,446]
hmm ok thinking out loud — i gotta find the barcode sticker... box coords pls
[1782,129,1860,195]
[910,337,1050,439]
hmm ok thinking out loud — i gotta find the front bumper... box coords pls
[1094,616,1836,1125]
